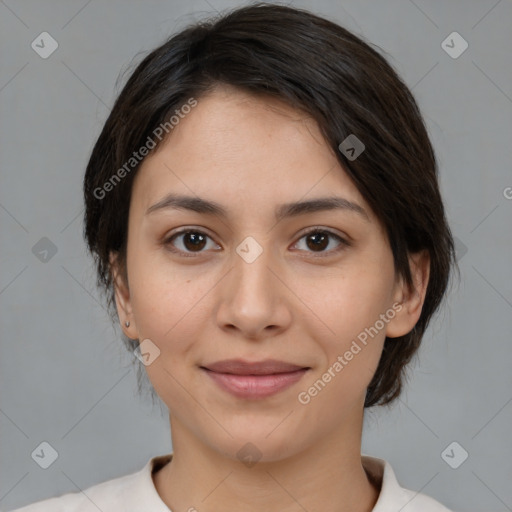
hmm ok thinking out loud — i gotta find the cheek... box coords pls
[128,266,209,407]
[128,248,209,341]
[303,260,394,342]
[299,325,386,416]
[297,261,393,393]
[323,323,385,392]
[127,263,222,394]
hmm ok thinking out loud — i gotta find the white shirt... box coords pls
[9,453,452,511]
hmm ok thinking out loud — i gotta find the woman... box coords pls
[12,3,457,511]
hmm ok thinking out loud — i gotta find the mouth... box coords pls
[200,359,311,399]
[200,358,310,375]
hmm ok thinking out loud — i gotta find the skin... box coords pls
[110,84,430,512]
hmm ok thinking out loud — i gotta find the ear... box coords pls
[385,249,430,339]
[109,251,138,339]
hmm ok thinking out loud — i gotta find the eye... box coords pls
[163,227,350,258]
[292,228,350,256]
[164,229,219,257]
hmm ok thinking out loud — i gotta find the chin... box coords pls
[207,428,309,465]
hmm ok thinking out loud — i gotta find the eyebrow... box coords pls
[145,193,370,223]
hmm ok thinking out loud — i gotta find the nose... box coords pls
[215,238,292,340]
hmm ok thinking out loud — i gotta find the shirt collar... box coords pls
[128,452,427,511]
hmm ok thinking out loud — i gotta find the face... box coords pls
[111,85,426,462]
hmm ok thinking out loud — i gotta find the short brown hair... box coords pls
[83,3,458,408]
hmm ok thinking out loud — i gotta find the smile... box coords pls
[200,368,310,399]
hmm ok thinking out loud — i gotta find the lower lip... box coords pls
[201,368,309,399]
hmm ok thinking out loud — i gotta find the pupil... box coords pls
[307,232,327,251]
[185,232,206,251]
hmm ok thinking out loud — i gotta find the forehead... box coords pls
[130,86,375,225]
[150,85,330,166]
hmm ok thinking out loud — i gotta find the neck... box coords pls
[153,411,380,512]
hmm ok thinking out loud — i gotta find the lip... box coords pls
[201,358,308,375]
[201,367,309,399]
[200,359,310,399]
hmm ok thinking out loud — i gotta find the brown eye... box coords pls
[164,230,218,256]
[294,228,349,256]
[181,232,207,251]
[305,231,329,251]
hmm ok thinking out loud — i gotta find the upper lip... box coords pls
[201,359,309,375]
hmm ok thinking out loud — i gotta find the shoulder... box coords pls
[402,489,452,512]
[7,454,170,512]
[7,472,132,512]
[398,487,453,512]
[361,454,453,512]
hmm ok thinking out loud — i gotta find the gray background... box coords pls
[1,0,511,510]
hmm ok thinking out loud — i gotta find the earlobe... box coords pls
[109,251,137,338]
[385,250,430,339]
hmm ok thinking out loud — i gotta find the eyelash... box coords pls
[162,227,350,258]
